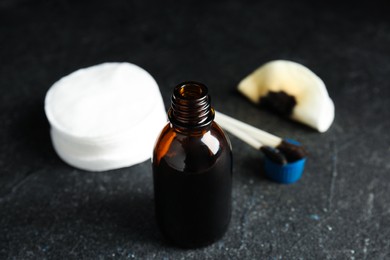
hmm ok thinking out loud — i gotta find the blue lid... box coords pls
[263,139,306,184]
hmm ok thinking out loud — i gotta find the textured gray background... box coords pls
[1,0,390,259]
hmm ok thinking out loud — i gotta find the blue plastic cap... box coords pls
[263,139,306,184]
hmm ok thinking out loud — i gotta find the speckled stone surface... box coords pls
[1,0,390,259]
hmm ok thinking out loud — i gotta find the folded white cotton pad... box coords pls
[238,60,335,132]
[45,62,167,171]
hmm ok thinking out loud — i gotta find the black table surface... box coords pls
[1,0,390,259]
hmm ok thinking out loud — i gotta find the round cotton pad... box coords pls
[45,62,167,171]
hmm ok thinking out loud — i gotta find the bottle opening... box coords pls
[169,81,214,129]
[175,82,207,100]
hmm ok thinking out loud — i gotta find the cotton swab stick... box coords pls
[215,111,281,147]
[215,116,263,150]
[215,111,307,163]
[217,118,288,164]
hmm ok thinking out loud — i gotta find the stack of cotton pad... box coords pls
[45,62,167,171]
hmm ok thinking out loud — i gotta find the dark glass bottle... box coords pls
[152,81,233,248]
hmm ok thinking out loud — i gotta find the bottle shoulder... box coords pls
[152,122,232,172]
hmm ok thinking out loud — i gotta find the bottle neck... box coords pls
[168,81,214,131]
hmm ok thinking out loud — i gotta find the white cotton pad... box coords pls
[45,62,167,171]
[238,60,335,132]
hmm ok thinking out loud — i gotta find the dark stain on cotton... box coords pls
[259,90,297,117]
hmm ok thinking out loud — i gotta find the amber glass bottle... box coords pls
[152,81,233,248]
